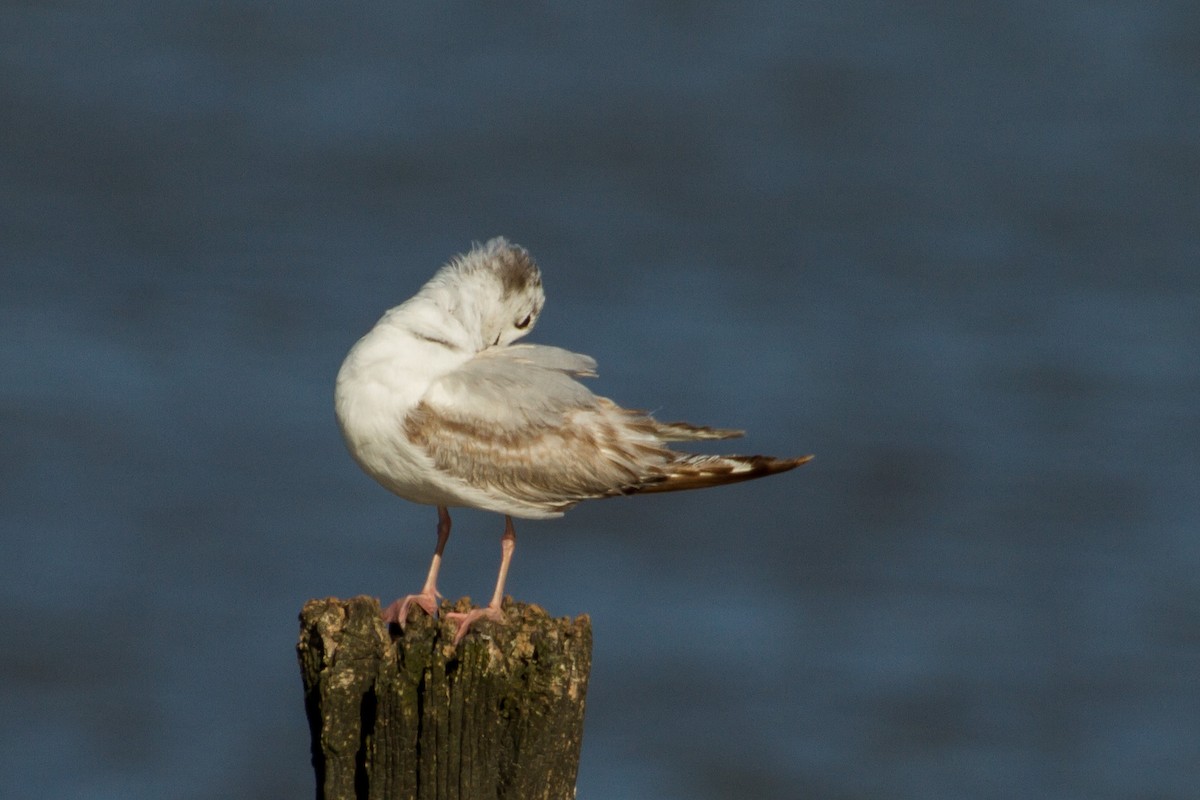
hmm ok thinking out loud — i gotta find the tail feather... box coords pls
[630,453,814,495]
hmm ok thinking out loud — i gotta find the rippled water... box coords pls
[3,3,1198,798]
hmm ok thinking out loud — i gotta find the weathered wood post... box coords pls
[298,595,592,800]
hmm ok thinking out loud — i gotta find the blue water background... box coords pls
[3,3,1198,798]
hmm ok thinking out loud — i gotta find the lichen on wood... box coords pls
[298,595,592,800]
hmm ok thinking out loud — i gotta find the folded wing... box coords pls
[406,343,808,514]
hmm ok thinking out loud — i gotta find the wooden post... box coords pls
[298,595,592,800]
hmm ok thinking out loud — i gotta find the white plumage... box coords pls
[335,237,810,642]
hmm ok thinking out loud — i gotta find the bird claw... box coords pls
[382,591,440,629]
[445,605,506,645]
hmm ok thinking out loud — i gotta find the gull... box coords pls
[334,237,812,643]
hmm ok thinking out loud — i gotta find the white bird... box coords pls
[334,237,811,643]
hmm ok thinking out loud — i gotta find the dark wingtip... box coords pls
[742,453,813,478]
[629,452,814,495]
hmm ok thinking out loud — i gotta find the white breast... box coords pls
[334,302,476,507]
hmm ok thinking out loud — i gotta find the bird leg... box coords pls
[445,514,516,645]
[382,505,452,628]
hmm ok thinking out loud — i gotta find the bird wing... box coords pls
[405,344,684,511]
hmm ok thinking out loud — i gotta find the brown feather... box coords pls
[623,453,814,495]
[650,420,744,441]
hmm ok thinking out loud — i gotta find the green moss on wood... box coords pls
[298,596,591,800]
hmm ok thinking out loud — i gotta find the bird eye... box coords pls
[515,314,533,329]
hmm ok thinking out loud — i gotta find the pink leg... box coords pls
[382,506,451,628]
[445,515,516,645]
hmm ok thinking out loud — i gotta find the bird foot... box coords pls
[445,604,506,645]
[381,591,440,629]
